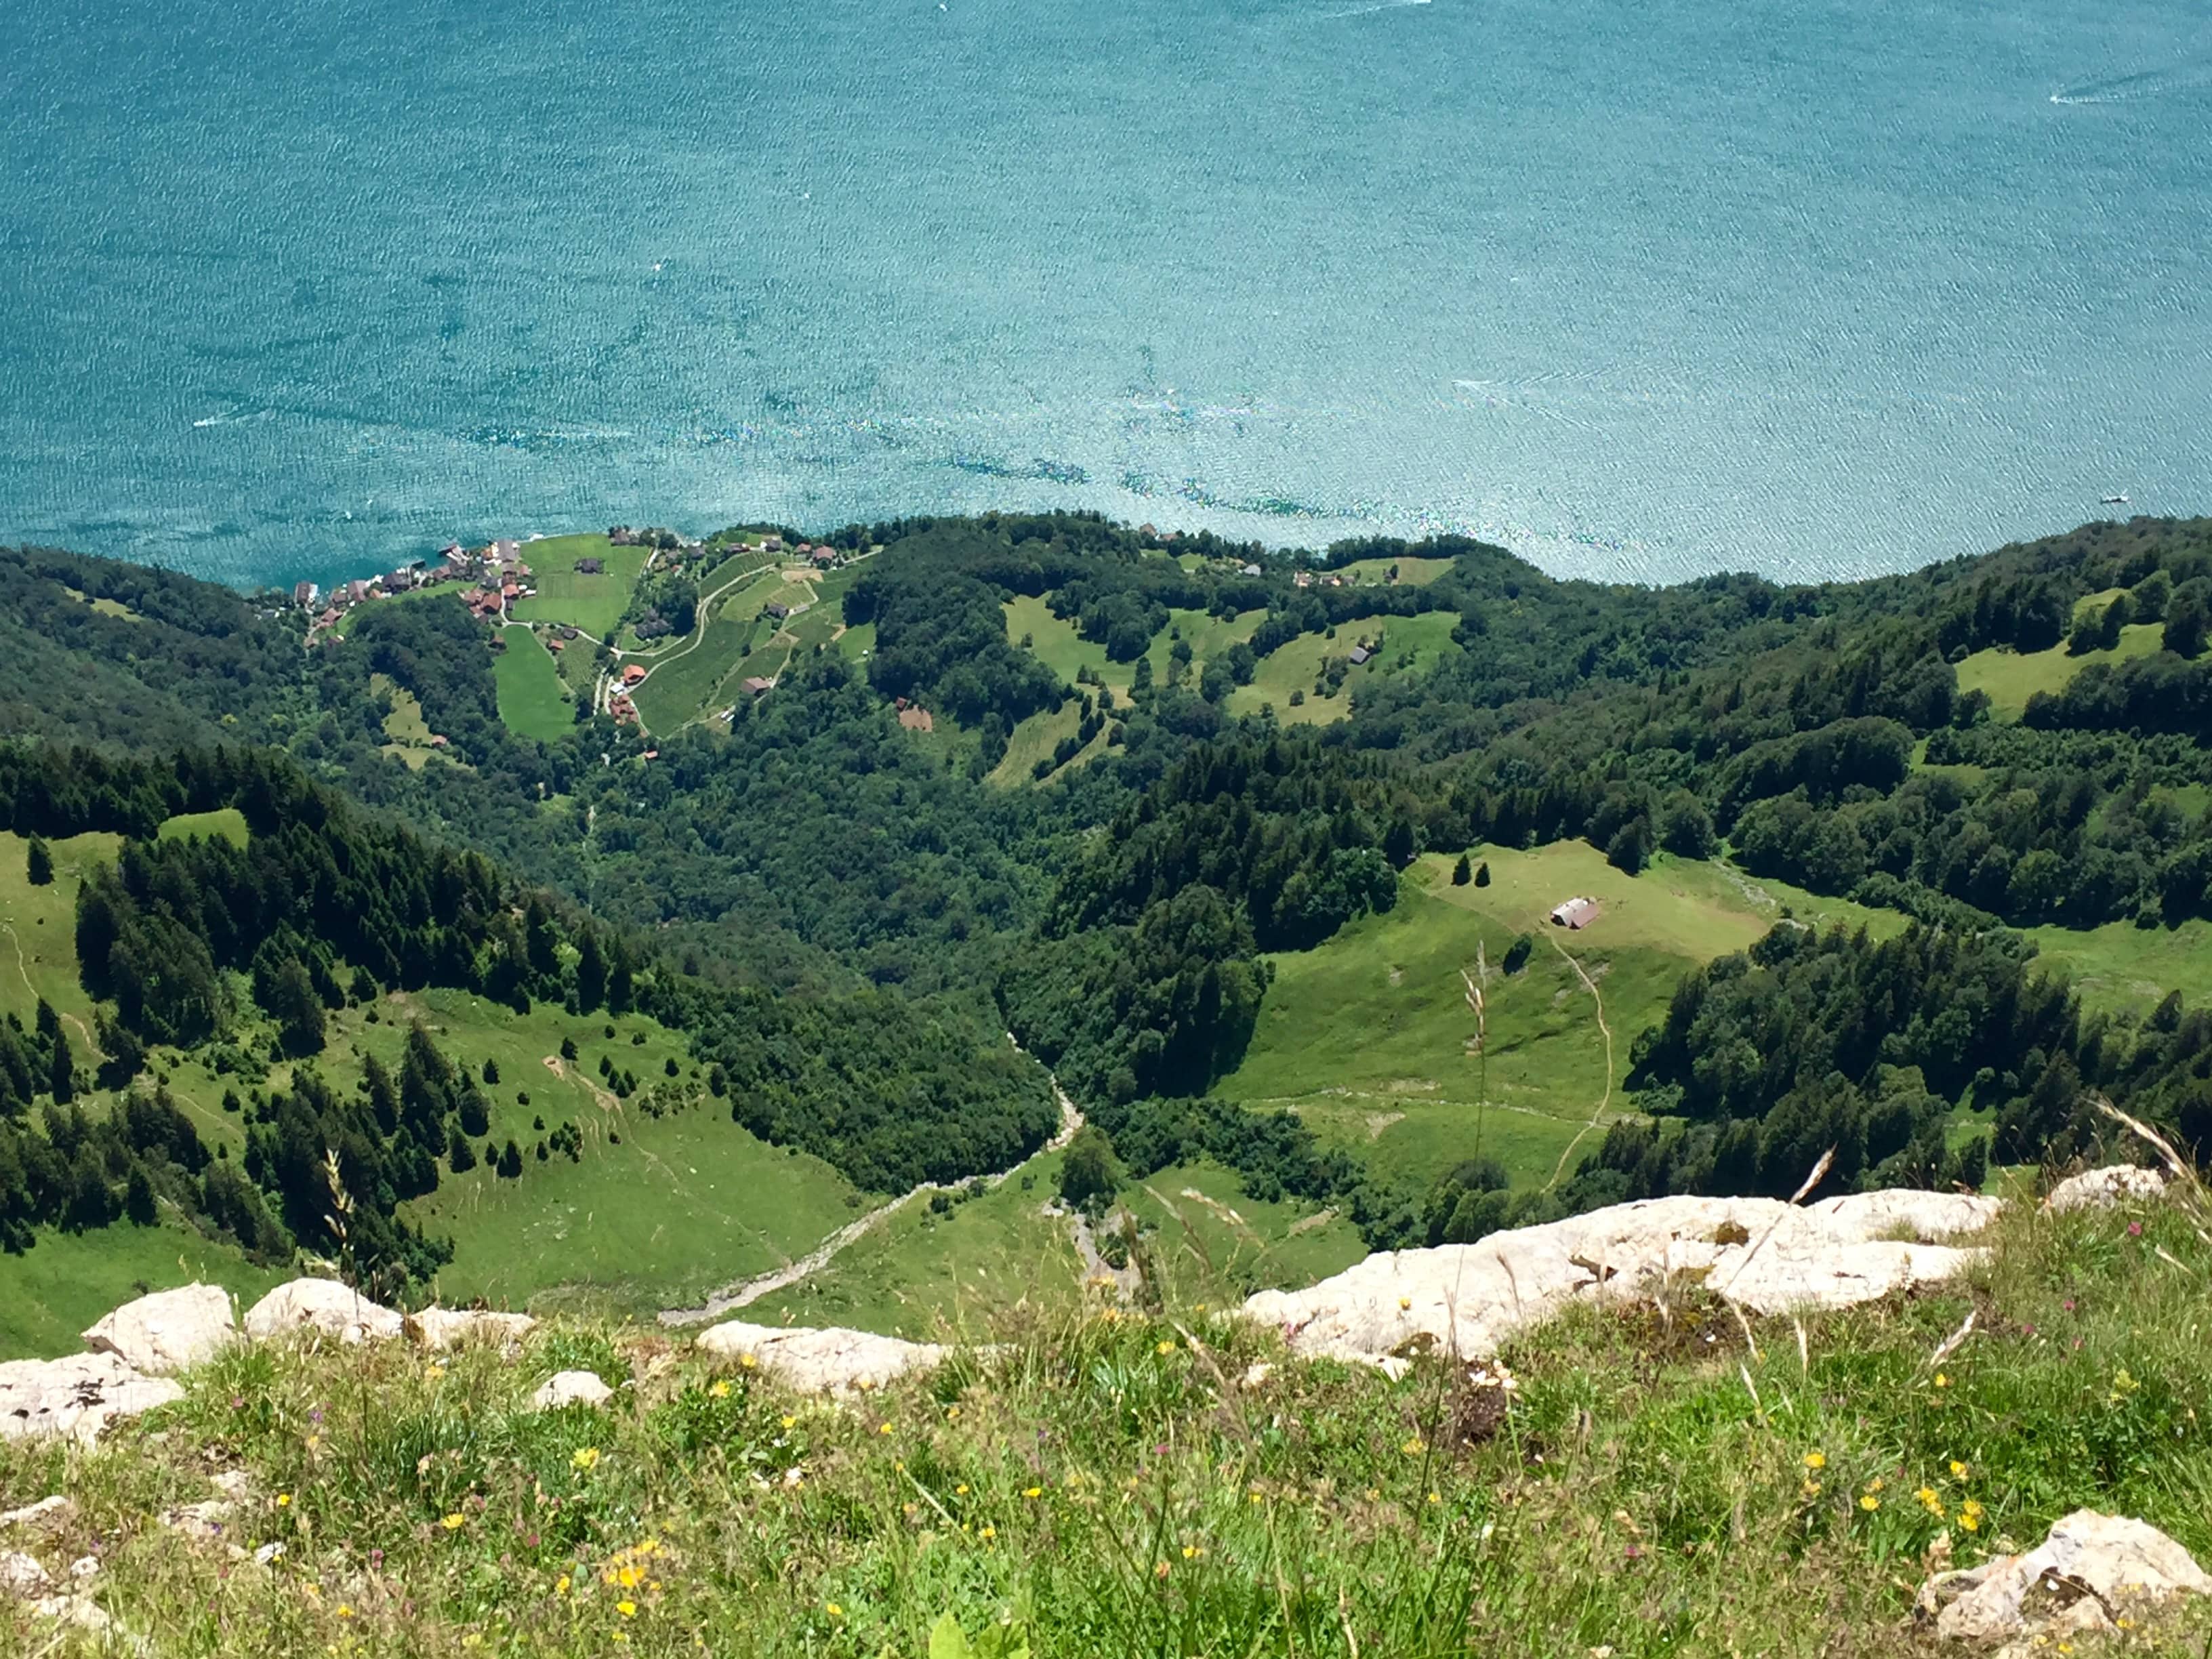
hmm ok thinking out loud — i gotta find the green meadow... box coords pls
[1216,843,1903,1195]
[493,630,575,742]
[1141,607,1264,688]
[1229,610,1462,725]
[1326,554,1457,586]
[1,829,123,1034]
[0,1223,285,1360]
[510,535,647,638]
[156,808,250,848]
[1954,619,2165,720]
[748,1151,1364,1343]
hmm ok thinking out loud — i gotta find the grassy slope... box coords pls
[1328,554,1456,586]
[510,535,647,638]
[752,1154,1366,1343]
[493,630,575,742]
[1141,607,1263,689]
[0,1225,286,1359]
[0,842,863,1347]
[1228,611,1462,726]
[157,808,249,848]
[0,830,120,1039]
[1954,619,2166,720]
[4,1183,2205,1658]
[1218,846,1902,1194]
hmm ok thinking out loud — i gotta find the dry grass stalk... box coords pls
[1717,1148,1835,1298]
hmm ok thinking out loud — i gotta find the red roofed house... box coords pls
[620,663,648,687]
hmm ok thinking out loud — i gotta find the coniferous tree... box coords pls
[1474,861,1491,888]
[575,931,607,1013]
[1450,853,1471,886]
[47,1028,74,1104]
[25,835,52,886]
[496,1139,523,1179]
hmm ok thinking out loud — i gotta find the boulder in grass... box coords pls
[0,1550,52,1597]
[1919,1509,2212,1647]
[0,1353,184,1446]
[530,1370,613,1411]
[83,1283,238,1375]
[2046,1165,2167,1212]
[694,1321,944,1393]
[406,1308,537,1352]
[243,1279,405,1345]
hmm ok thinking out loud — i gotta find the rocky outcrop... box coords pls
[0,1353,184,1446]
[406,1308,537,1351]
[243,1278,405,1345]
[82,1283,238,1376]
[0,1496,71,1531]
[0,1551,51,1596]
[530,1370,614,1410]
[695,1320,944,1393]
[1244,1189,2003,1364]
[1918,1509,2211,1650]
[2046,1165,2167,1212]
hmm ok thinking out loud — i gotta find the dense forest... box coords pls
[3,508,2211,1288]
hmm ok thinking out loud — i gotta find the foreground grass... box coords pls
[5,1185,2207,1656]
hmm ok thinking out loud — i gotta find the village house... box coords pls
[620,663,648,688]
[292,580,319,608]
[741,676,776,697]
[574,556,603,575]
[763,602,790,621]
[763,535,784,553]
[1240,562,1263,577]
[1347,645,1372,665]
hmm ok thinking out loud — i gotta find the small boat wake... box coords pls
[1324,0,1430,18]
[2051,52,2212,105]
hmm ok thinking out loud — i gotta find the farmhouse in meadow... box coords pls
[1549,897,1599,930]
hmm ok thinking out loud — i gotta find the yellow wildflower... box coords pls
[1803,1452,1826,1470]
[1801,1479,1822,1498]
[708,1380,731,1399]
[555,1576,571,1596]
[1949,1460,1969,1479]
[1960,1511,1981,1532]
[425,1364,445,1382]
[1427,1491,1442,1505]
[276,1493,292,1508]
[946,1406,961,1420]
[441,1513,467,1531]
[979,1525,996,1541]
[1182,1543,1204,1559]
[337,1605,352,1618]
[824,1604,842,1620]
[572,1447,600,1471]
[956,1483,969,1495]
[1860,1494,1880,1512]
[781,1415,797,1429]
[1934,1373,1950,1389]
[739,1353,757,1369]
[1401,1437,1425,1456]
[617,1601,637,1618]
[1867,1477,1885,1494]
[878,1421,893,1435]
[1023,1486,1042,1499]
[1157,1340,1176,1355]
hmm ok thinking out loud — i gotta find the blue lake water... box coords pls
[3,0,2209,589]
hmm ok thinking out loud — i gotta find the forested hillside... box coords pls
[3,510,2210,1330]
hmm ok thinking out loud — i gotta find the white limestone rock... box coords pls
[406,1308,537,1351]
[2046,1165,2167,1213]
[242,1279,405,1345]
[0,1496,72,1531]
[0,1550,52,1597]
[1919,1509,2211,1645]
[1242,1190,2001,1364]
[82,1283,238,1376]
[530,1370,614,1411]
[695,1321,944,1393]
[0,1353,184,1446]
